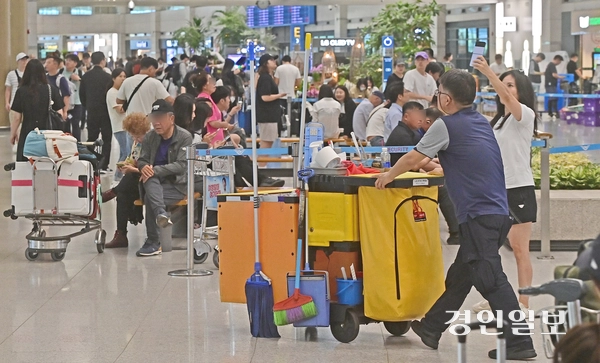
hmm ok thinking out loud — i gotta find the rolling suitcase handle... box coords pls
[456,320,509,363]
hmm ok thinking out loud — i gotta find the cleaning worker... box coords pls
[375,69,536,361]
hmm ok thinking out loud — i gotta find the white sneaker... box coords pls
[472,300,491,313]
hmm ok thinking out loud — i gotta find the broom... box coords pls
[273,33,318,326]
[273,233,317,325]
[244,42,279,338]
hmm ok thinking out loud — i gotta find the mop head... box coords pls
[246,272,280,338]
[273,288,318,326]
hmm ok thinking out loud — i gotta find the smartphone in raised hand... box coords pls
[470,41,486,67]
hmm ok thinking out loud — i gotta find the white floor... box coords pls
[0,130,578,362]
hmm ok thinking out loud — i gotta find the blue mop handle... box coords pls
[295,237,302,290]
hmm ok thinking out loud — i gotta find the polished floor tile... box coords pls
[0,130,582,362]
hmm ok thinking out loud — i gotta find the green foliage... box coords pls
[356,0,441,86]
[531,149,600,189]
[242,28,280,52]
[173,17,211,53]
[214,7,248,48]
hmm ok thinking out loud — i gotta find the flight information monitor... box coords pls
[246,5,316,28]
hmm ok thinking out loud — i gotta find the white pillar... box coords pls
[334,5,348,38]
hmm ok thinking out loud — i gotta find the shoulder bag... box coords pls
[47,84,66,130]
[122,76,150,112]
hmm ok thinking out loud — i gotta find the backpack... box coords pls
[56,70,80,111]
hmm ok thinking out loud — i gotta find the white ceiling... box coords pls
[35,0,497,8]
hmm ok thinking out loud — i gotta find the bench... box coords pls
[133,192,202,206]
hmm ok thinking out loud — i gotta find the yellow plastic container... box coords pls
[308,192,359,247]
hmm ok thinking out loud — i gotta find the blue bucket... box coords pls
[336,279,363,305]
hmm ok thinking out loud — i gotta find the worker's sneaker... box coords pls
[136,240,162,257]
[488,345,536,360]
[105,230,128,248]
[156,214,173,228]
[411,320,441,350]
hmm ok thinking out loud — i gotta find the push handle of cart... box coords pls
[456,320,509,363]
[518,278,586,302]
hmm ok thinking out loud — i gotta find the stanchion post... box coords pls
[169,145,214,277]
[291,142,299,189]
[539,137,553,259]
[287,95,293,137]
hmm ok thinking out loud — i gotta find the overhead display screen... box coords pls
[246,6,316,28]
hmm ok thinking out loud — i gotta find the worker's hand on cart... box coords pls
[427,167,444,176]
[140,165,154,183]
[374,172,395,190]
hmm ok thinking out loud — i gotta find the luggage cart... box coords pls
[192,151,235,268]
[4,158,105,261]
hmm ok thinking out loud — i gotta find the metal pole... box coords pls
[539,138,553,259]
[287,95,293,136]
[291,142,299,189]
[169,145,213,277]
[567,300,582,328]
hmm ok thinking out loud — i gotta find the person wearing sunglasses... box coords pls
[375,69,536,361]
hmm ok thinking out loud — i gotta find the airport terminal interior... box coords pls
[2,0,600,362]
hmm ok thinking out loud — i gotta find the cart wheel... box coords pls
[25,248,39,261]
[330,309,360,343]
[194,250,209,264]
[213,251,219,268]
[384,321,411,336]
[51,251,65,261]
[95,229,106,253]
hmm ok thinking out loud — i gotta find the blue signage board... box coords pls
[247,6,316,28]
[382,36,394,88]
[290,24,305,50]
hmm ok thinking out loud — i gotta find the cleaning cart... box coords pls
[303,172,446,343]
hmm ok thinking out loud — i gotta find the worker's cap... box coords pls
[149,99,174,116]
[415,51,429,60]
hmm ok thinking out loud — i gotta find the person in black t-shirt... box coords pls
[528,53,545,93]
[255,54,286,150]
[181,56,208,97]
[545,55,564,118]
[567,53,584,106]
[385,101,424,165]
[386,59,405,91]
[10,59,65,161]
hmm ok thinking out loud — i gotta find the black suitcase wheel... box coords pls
[384,321,411,336]
[330,309,360,343]
[25,248,39,261]
[96,229,106,253]
[51,251,66,261]
[213,251,219,268]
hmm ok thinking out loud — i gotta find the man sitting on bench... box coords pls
[136,99,193,257]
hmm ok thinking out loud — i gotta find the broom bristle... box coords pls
[273,300,317,326]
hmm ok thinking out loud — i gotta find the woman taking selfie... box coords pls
[472,56,538,313]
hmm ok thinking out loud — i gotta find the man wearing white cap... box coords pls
[4,53,29,115]
[402,51,437,108]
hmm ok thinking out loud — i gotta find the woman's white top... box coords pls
[493,103,535,189]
